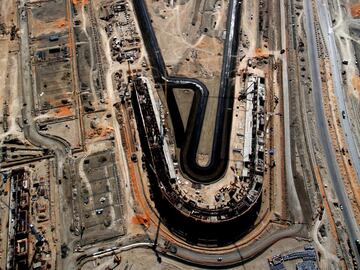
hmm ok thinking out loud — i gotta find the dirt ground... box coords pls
[0,0,17,122]
[28,0,67,37]
[0,39,9,119]
[0,1,22,145]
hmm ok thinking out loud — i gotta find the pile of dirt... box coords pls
[72,0,89,7]
[350,4,360,18]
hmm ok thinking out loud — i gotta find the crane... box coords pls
[238,80,255,101]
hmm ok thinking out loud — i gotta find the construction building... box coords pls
[131,75,265,244]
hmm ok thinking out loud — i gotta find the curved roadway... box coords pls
[18,0,67,179]
[133,0,240,182]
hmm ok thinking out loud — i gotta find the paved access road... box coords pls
[161,224,304,267]
[303,0,360,265]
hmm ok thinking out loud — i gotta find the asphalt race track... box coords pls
[133,0,242,183]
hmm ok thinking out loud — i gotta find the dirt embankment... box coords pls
[353,76,360,92]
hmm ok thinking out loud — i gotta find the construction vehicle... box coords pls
[29,224,45,245]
